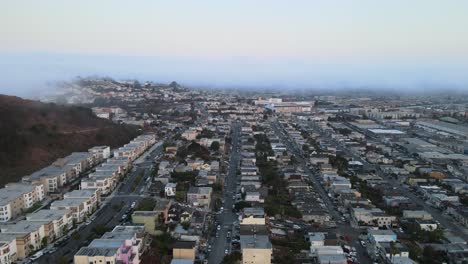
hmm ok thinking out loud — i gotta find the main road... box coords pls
[208,121,241,264]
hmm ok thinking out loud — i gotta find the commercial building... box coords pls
[416,120,468,139]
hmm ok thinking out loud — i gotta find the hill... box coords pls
[0,94,140,186]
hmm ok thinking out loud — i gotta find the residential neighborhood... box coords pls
[1,80,468,264]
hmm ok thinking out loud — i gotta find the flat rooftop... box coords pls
[26,209,70,222]
[368,129,405,135]
[75,247,119,257]
[50,198,87,208]
[89,239,123,248]
[64,189,98,198]
[0,220,47,234]
[0,183,36,207]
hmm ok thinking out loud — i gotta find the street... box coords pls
[208,121,241,264]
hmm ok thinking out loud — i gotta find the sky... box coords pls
[1,0,468,96]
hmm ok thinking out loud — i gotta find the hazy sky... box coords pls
[1,0,468,96]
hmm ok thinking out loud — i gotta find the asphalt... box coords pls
[208,121,241,264]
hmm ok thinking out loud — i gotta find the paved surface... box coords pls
[208,121,241,264]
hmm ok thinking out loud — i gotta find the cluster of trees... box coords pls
[420,246,449,264]
[171,171,198,202]
[135,198,156,211]
[352,177,383,205]
[255,134,302,219]
[222,251,242,264]
[171,171,198,185]
[401,221,445,243]
[336,128,352,136]
[176,142,211,161]
[210,141,220,151]
[196,128,215,139]
[329,154,349,173]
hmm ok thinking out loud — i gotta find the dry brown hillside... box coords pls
[0,94,140,186]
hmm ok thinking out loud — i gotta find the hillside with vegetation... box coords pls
[0,94,140,186]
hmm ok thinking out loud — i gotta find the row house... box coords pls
[50,190,99,223]
[74,225,145,264]
[23,165,68,194]
[0,183,44,222]
[88,146,111,161]
[0,234,17,264]
[81,174,116,195]
[26,209,73,242]
[0,221,46,259]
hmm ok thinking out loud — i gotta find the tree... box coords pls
[337,128,352,136]
[72,232,81,240]
[41,237,48,248]
[210,141,220,151]
[234,201,252,211]
[422,246,448,264]
[92,224,109,236]
[288,155,297,165]
[222,251,242,264]
[57,256,69,264]
[196,128,215,139]
[389,241,399,262]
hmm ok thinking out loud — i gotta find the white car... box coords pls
[131,201,136,208]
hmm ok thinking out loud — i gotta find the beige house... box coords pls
[0,221,46,259]
[26,209,73,241]
[74,247,119,264]
[241,208,265,225]
[0,183,44,222]
[173,241,196,261]
[50,190,98,223]
[0,234,18,264]
[240,225,272,264]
